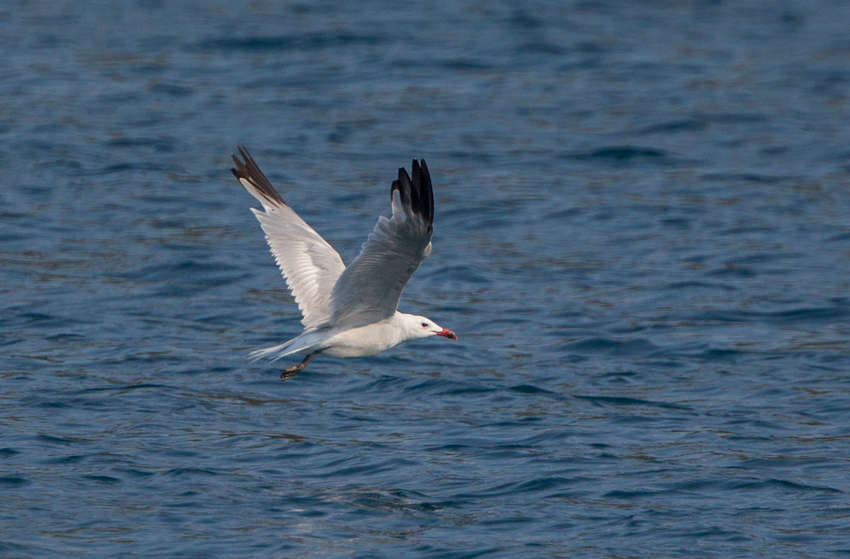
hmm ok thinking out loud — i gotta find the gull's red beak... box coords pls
[436,328,458,341]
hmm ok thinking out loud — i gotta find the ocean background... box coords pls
[2,1,850,557]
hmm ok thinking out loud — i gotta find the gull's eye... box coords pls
[421,322,428,328]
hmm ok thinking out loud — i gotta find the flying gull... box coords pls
[231,146,457,380]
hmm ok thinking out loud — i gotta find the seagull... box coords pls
[231,146,457,381]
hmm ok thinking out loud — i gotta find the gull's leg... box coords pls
[281,351,319,381]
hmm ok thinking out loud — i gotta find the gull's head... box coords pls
[401,314,458,341]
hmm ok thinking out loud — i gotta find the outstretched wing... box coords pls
[328,159,434,326]
[231,146,346,330]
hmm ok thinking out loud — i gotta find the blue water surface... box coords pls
[2,1,850,557]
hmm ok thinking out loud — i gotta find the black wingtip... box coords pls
[390,159,433,226]
[392,167,413,209]
[230,145,287,206]
[413,158,433,225]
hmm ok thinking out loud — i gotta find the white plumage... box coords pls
[231,146,457,380]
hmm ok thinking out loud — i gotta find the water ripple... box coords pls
[3,1,850,557]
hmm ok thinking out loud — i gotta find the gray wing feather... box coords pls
[329,160,434,326]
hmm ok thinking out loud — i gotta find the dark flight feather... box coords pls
[231,145,286,206]
[391,159,434,227]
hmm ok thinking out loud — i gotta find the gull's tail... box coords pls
[248,331,328,362]
[248,342,295,362]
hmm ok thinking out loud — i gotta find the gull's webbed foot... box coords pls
[281,351,319,381]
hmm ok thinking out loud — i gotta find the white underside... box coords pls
[249,312,423,362]
[315,318,407,358]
